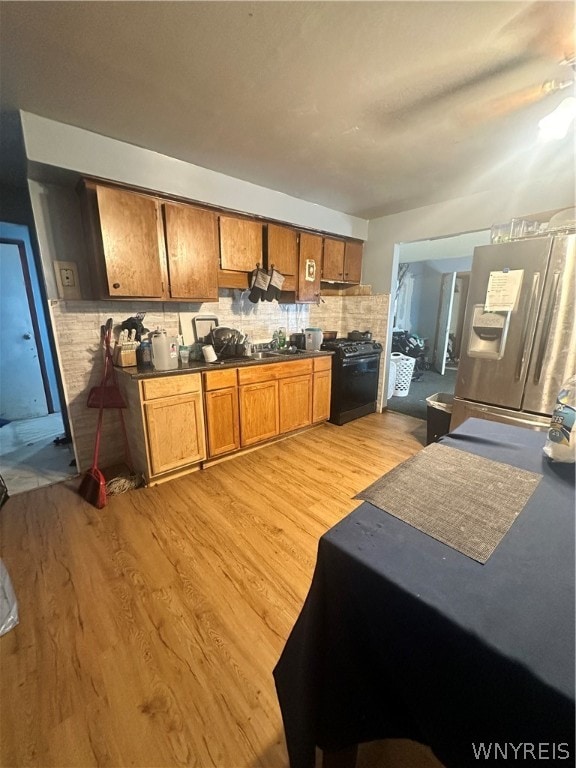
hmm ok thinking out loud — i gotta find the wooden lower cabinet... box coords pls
[144,392,206,475]
[203,368,240,458]
[118,371,206,484]
[119,357,332,483]
[239,380,279,447]
[313,357,332,423]
[204,387,240,457]
[279,374,312,433]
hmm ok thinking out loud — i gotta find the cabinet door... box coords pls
[144,392,206,475]
[322,237,345,281]
[267,223,298,276]
[205,387,240,457]
[344,241,363,283]
[279,375,312,433]
[164,203,219,300]
[239,381,279,447]
[219,216,263,272]
[95,185,165,297]
[313,369,332,423]
[297,232,322,303]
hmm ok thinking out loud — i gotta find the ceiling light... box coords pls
[537,96,576,142]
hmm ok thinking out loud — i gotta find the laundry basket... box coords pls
[387,359,397,400]
[391,352,416,397]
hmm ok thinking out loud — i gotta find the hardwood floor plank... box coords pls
[1,412,442,767]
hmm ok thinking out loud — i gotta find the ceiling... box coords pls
[0,1,574,218]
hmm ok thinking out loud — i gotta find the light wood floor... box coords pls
[0,411,443,768]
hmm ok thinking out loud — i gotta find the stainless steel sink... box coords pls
[273,348,307,356]
[250,351,281,359]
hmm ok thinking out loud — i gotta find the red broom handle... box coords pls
[92,403,105,470]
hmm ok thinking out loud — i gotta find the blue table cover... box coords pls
[273,418,575,767]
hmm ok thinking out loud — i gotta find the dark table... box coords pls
[274,419,575,768]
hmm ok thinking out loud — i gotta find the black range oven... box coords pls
[321,339,383,425]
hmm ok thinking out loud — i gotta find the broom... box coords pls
[78,400,107,508]
[79,320,143,507]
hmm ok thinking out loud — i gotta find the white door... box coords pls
[432,272,456,375]
[0,242,48,419]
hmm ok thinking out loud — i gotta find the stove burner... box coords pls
[321,338,382,358]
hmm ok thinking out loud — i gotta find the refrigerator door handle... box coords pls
[515,272,540,381]
[533,271,561,384]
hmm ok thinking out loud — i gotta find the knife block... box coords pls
[113,346,137,367]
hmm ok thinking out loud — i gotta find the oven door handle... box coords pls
[341,355,380,367]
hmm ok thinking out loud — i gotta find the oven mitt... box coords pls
[269,268,285,301]
[263,269,276,301]
[263,268,285,301]
[248,268,270,303]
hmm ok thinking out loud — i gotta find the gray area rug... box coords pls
[355,443,542,563]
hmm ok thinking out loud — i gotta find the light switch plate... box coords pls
[54,260,82,300]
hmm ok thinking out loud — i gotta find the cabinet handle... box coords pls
[113,282,120,289]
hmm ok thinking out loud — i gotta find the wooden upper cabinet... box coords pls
[95,185,165,298]
[163,203,219,300]
[344,241,363,283]
[322,237,363,283]
[322,237,346,281]
[297,232,322,303]
[267,224,298,276]
[219,215,263,272]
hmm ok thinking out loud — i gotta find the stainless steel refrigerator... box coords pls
[451,234,575,430]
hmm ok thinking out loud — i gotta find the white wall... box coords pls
[365,168,576,406]
[364,169,575,294]
[20,111,368,240]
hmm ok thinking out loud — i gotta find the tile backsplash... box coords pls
[51,290,389,473]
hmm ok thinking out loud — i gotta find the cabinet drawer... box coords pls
[313,356,332,372]
[142,373,201,400]
[238,359,312,385]
[203,368,238,391]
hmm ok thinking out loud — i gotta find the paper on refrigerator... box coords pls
[484,269,523,312]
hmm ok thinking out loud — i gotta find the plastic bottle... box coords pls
[137,340,152,368]
[151,328,179,371]
[543,375,576,463]
[278,327,286,348]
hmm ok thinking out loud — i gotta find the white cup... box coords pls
[202,344,217,363]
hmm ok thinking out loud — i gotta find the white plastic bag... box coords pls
[0,559,19,636]
[543,375,576,463]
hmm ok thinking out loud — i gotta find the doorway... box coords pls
[432,271,471,375]
[387,230,489,421]
[0,223,75,495]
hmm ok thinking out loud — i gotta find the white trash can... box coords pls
[391,352,416,397]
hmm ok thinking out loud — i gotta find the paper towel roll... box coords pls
[202,344,217,363]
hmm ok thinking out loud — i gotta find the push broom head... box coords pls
[78,467,107,509]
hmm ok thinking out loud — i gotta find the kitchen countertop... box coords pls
[116,349,333,380]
